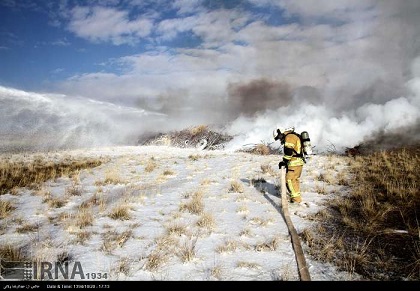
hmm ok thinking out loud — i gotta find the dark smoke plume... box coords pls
[227,79,292,117]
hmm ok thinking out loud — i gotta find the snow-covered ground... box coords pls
[0,145,362,281]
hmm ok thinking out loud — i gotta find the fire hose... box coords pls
[280,166,311,281]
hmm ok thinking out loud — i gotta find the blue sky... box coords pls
[0,0,288,91]
[1,0,420,151]
[0,0,384,99]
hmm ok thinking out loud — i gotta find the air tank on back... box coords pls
[300,131,312,156]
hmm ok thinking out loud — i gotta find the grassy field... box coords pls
[0,145,418,280]
[303,146,420,280]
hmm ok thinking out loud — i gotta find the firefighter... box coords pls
[273,126,305,203]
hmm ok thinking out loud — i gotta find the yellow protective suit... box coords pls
[282,132,305,203]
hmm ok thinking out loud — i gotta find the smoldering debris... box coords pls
[138,125,234,150]
[139,125,282,155]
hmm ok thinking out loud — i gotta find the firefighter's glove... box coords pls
[273,129,281,140]
[278,161,287,169]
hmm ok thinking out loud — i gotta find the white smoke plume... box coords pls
[0,86,166,153]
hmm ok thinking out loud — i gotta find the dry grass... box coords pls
[188,154,200,161]
[0,154,104,195]
[16,222,39,233]
[73,231,92,244]
[229,180,244,193]
[144,158,157,172]
[101,230,133,254]
[144,250,167,272]
[46,196,66,208]
[316,172,335,184]
[103,168,124,184]
[207,264,224,280]
[236,261,260,269]
[260,163,276,176]
[178,236,198,263]
[114,258,131,276]
[109,204,131,220]
[303,146,420,281]
[144,234,175,271]
[249,217,273,227]
[196,212,215,230]
[236,204,249,214]
[216,239,239,254]
[254,236,280,252]
[165,222,188,237]
[0,200,15,219]
[0,244,28,261]
[162,169,174,176]
[314,183,327,195]
[239,228,252,237]
[65,182,83,196]
[179,190,204,215]
[3,140,418,281]
[75,208,94,228]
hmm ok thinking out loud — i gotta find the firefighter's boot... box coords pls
[290,195,302,203]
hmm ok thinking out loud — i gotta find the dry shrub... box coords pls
[166,223,188,237]
[196,212,215,229]
[104,168,124,184]
[109,204,131,220]
[0,200,15,219]
[65,182,83,196]
[154,234,177,252]
[178,236,198,263]
[229,180,244,193]
[179,190,204,215]
[144,250,167,272]
[75,208,94,228]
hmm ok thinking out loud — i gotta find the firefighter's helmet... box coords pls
[276,126,294,135]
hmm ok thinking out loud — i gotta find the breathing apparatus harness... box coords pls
[274,128,312,164]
